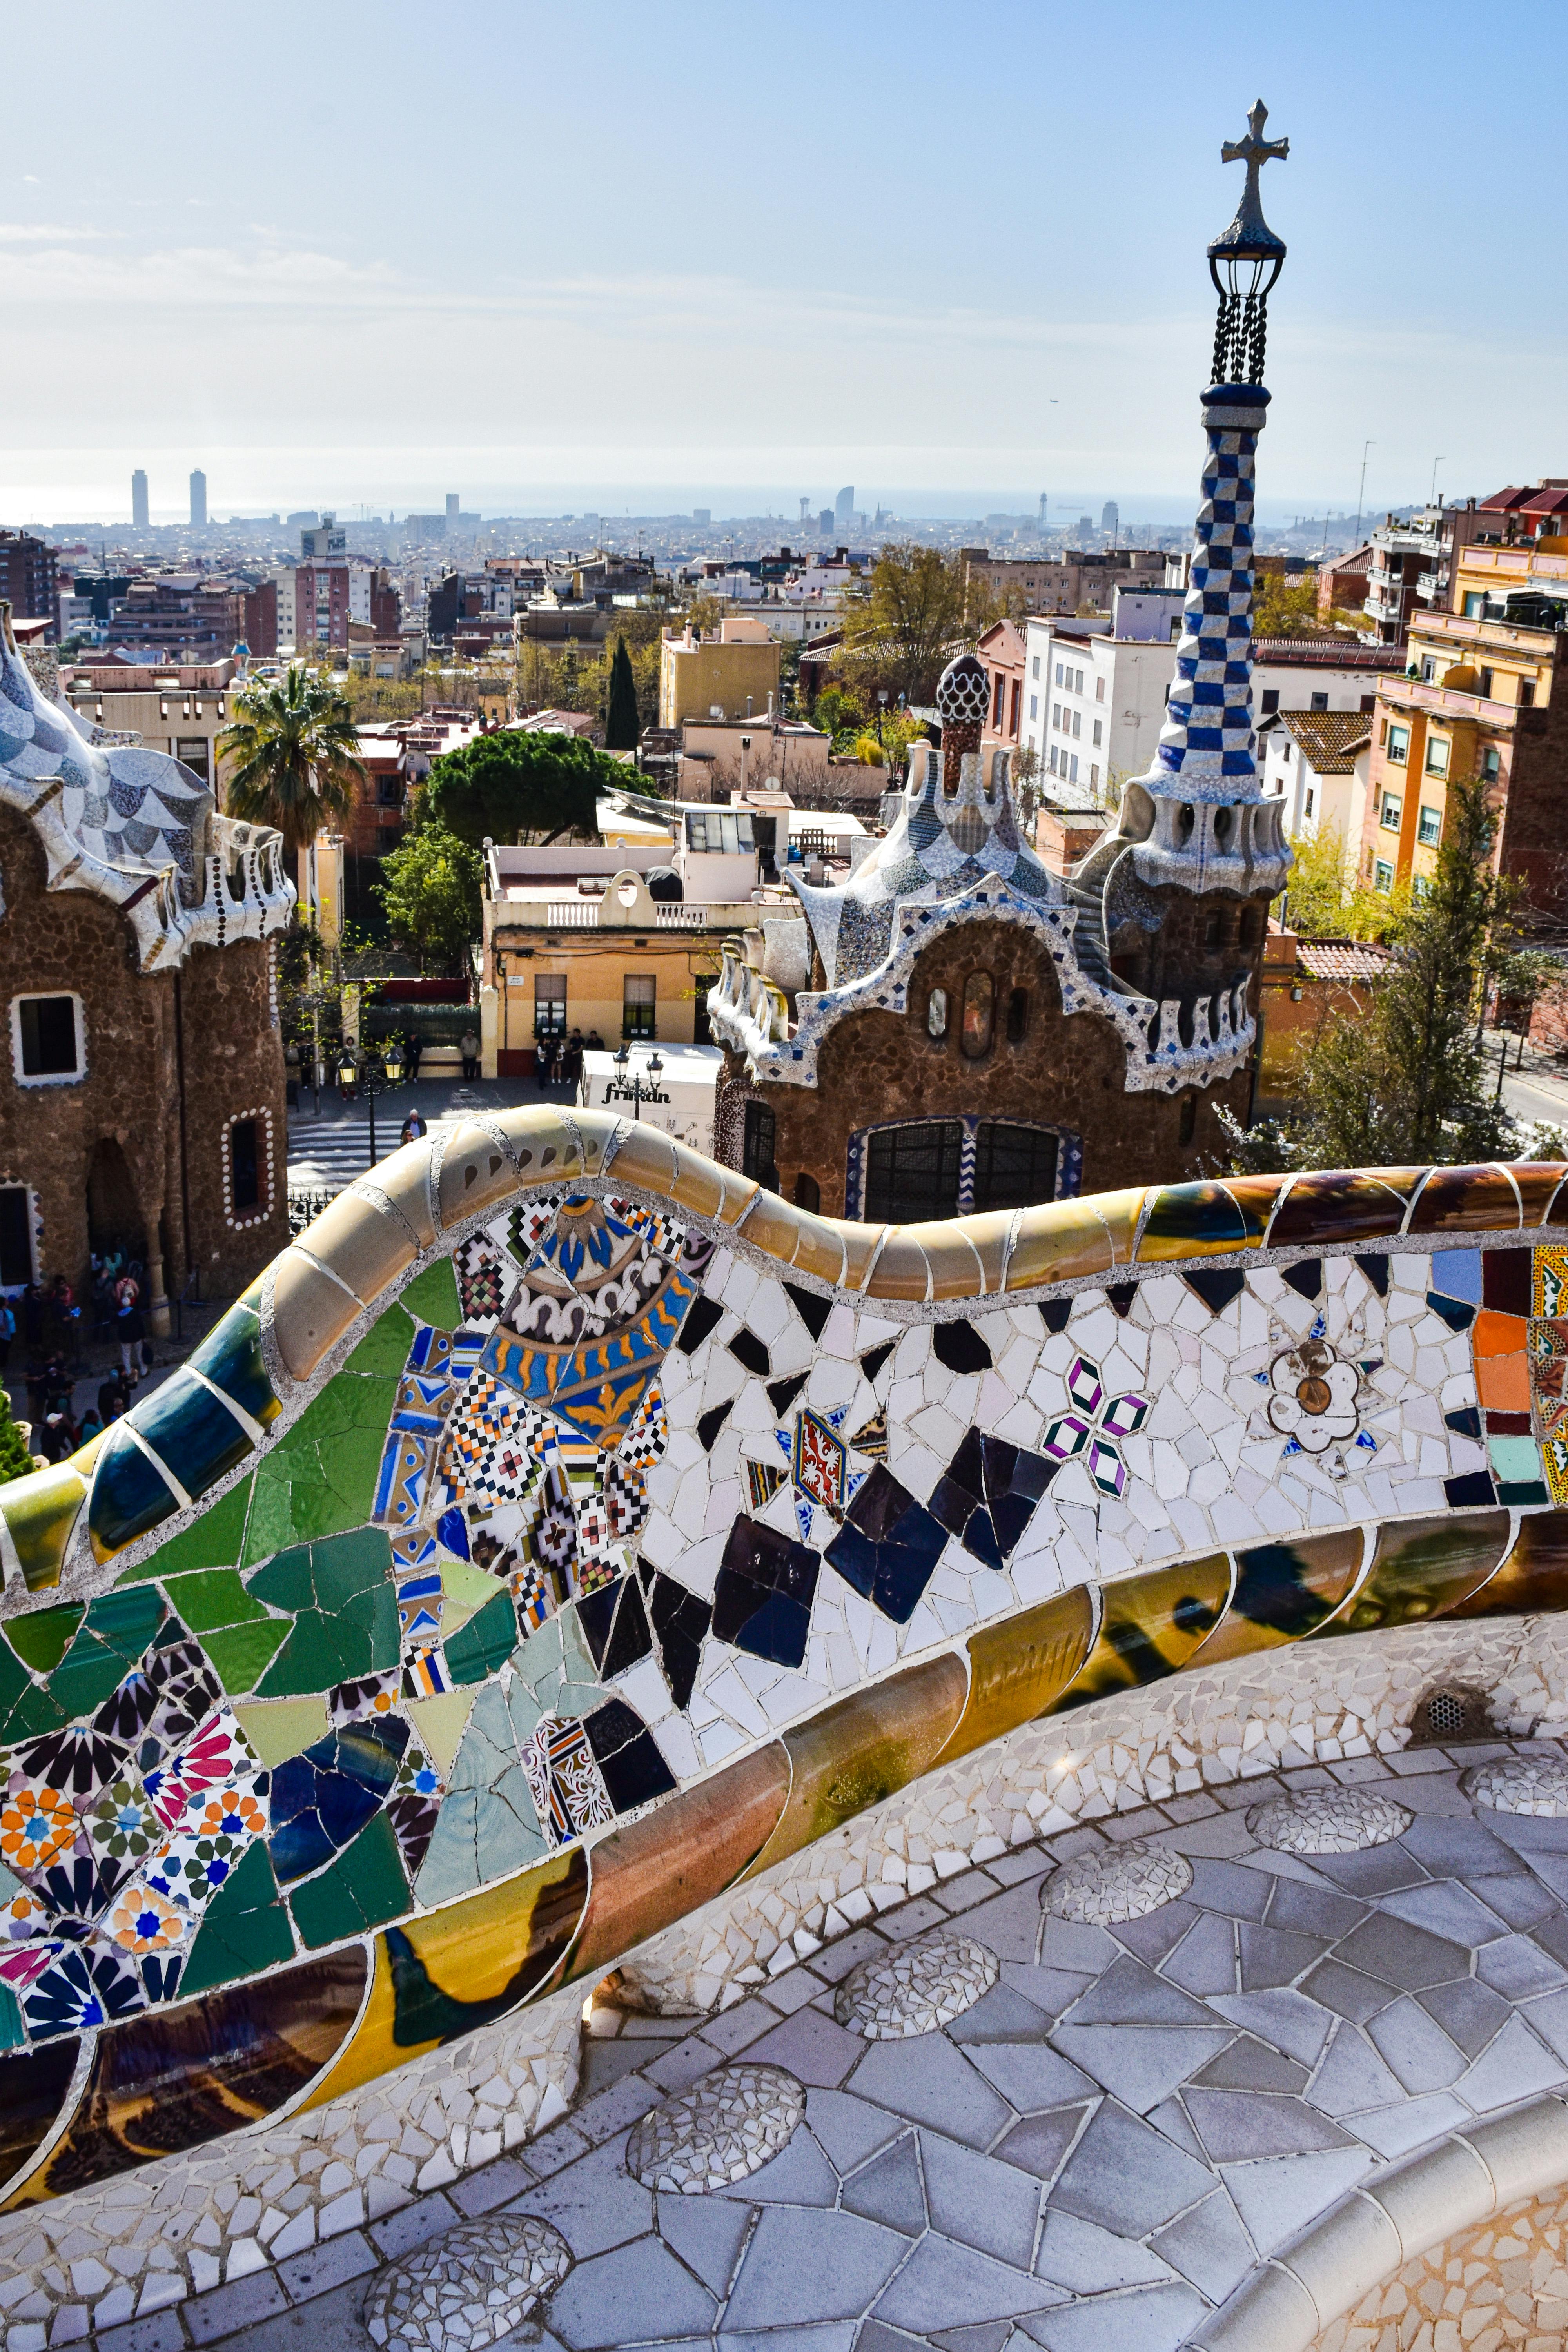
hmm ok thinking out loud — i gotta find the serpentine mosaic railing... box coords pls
[5,1115,1568,2214]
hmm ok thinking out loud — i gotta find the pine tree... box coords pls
[605,635,640,752]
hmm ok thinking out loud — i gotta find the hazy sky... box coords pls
[4,0,1564,524]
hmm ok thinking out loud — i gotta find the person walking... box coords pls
[459,1025,481,1081]
[115,1272,147,1381]
[399,1107,427,1147]
[535,1035,555,1091]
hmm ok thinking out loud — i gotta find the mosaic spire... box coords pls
[1118,101,1292,897]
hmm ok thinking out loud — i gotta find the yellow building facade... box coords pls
[1362,544,1566,898]
[658,619,781,727]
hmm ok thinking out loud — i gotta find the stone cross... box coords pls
[1221,100,1288,233]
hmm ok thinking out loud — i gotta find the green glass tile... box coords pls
[188,1305,282,1430]
[399,1257,460,1330]
[0,1683,66,1742]
[245,1541,316,1614]
[6,1605,83,1677]
[290,1811,409,1950]
[310,1527,392,1612]
[444,1589,518,1687]
[48,1633,129,1720]
[82,1585,167,1660]
[180,1837,295,1996]
[204,1617,290,1697]
[162,1568,271,1636]
[252,1530,397,1697]
[0,1635,33,1730]
[0,1981,22,2052]
[343,1298,417,1377]
[130,1373,254,1506]
[241,1376,398,1564]
[128,1477,254,1587]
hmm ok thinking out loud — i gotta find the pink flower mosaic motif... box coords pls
[1043,1354,1150,1499]
[140,1710,257,1834]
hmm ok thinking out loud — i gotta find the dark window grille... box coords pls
[17,996,78,1078]
[970,1123,1058,1215]
[230,1118,261,1212]
[742,1101,777,1186]
[0,1187,29,1286]
[864,1121,964,1224]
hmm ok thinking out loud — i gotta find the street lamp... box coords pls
[339,1044,406,1169]
[612,1044,664,1121]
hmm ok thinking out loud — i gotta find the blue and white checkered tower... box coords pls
[1120,101,1293,900]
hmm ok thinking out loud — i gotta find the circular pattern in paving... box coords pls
[624,2062,804,2193]
[1465,1753,1568,1817]
[1247,1784,1412,1854]
[1041,1839,1194,1924]
[362,2214,572,2352]
[833,1929,998,2039]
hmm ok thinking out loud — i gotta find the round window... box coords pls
[960,972,995,1059]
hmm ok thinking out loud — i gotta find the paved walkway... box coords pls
[286,1076,571,1206]
[180,1736,1568,2352]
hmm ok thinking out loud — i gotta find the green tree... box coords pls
[1282,827,1404,942]
[1253,573,1323,638]
[374,823,484,972]
[424,727,622,846]
[0,1385,37,1482]
[1225,771,1519,1174]
[832,543,969,706]
[605,635,640,751]
[217,664,368,854]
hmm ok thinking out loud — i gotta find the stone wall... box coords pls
[735,916,1255,1214]
[0,805,288,1301]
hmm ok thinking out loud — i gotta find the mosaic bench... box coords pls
[3,1111,1568,2221]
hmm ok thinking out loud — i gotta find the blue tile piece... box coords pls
[827,1465,948,1623]
[268,1718,408,1884]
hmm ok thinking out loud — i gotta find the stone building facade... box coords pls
[0,606,294,1322]
[707,312,1296,1219]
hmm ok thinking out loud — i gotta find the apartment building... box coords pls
[1362,501,1481,647]
[962,544,1172,617]
[0,532,58,637]
[1018,603,1388,799]
[1362,533,1568,906]
[1259,710,1372,845]
[658,616,781,726]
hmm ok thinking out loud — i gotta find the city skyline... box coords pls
[3,0,1564,525]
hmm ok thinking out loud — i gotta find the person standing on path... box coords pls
[460,1026,481,1081]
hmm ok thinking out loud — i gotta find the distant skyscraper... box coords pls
[189,470,208,528]
[818,508,834,536]
[1038,492,1047,529]
[693,507,711,526]
[132,469,149,529]
[834,485,854,534]
[446,493,460,523]
[1101,500,1119,540]
[799,496,811,524]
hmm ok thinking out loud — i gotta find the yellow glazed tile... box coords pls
[902,1221,986,1302]
[269,1250,362,1383]
[840,1221,890,1292]
[785,1209,849,1288]
[943,1587,1098,1762]
[1053,1554,1233,1708]
[1005,1191,1142,1292]
[0,1463,88,1592]
[863,1232,931,1303]
[1408,1164,1523,1235]
[435,1124,535,1232]
[295,1190,418,1311]
[742,1657,967,1880]
[599,1122,679,1200]
[233,1697,329,1769]
[359,1148,438,1249]
[406,1688,477,1775]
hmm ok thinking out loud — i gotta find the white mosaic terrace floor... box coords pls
[154,1736,1568,2352]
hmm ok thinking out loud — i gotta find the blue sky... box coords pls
[3,0,1563,523]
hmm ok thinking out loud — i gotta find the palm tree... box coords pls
[217,665,368,855]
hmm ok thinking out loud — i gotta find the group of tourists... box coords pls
[535,1030,599,1093]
